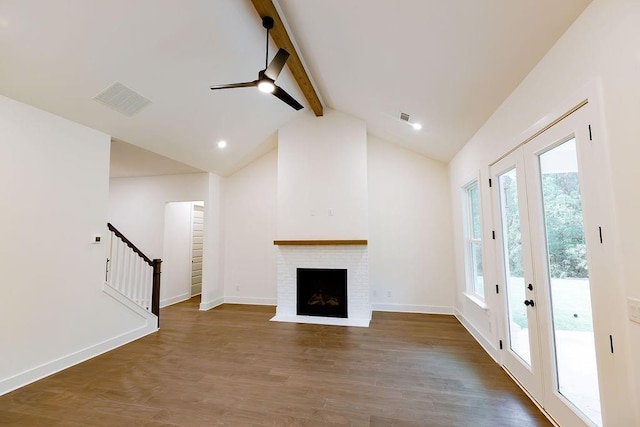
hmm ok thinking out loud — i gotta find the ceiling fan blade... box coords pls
[210,80,257,90]
[272,85,303,111]
[264,48,290,81]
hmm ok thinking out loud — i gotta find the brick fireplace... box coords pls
[271,241,371,327]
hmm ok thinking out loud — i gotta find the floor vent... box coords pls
[93,82,151,117]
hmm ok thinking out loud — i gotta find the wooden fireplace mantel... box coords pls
[273,240,368,246]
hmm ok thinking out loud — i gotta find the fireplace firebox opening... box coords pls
[296,268,347,318]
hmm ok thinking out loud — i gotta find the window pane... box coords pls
[469,184,481,239]
[472,241,484,295]
[464,180,483,299]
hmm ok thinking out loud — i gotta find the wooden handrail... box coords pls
[107,223,153,265]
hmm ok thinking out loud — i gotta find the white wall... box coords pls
[277,109,368,239]
[200,173,224,310]
[108,173,208,258]
[219,134,456,313]
[448,0,639,423]
[223,150,278,305]
[0,94,152,395]
[161,202,194,307]
[108,173,209,307]
[368,136,455,313]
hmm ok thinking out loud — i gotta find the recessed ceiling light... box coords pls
[412,122,422,130]
[217,140,227,149]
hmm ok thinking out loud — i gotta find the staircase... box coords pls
[105,223,161,327]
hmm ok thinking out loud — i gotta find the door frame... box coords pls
[491,100,619,426]
[190,202,205,297]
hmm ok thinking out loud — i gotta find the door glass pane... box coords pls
[499,168,531,366]
[539,138,602,426]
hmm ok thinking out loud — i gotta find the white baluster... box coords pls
[105,230,157,314]
[119,248,125,295]
[114,239,124,291]
[131,253,139,302]
[108,235,116,286]
[106,232,113,284]
[122,242,130,295]
[134,256,143,305]
[117,242,124,294]
[126,251,138,299]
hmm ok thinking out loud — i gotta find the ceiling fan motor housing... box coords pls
[262,16,274,29]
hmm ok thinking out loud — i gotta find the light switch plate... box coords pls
[628,297,640,324]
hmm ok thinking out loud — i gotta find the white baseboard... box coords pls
[454,309,557,426]
[199,297,224,311]
[160,292,190,308]
[224,296,277,306]
[371,303,454,315]
[103,283,155,320]
[0,318,156,397]
[454,308,499,363]
[0,283,161,397]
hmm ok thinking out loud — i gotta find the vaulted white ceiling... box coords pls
[0,0,590,176]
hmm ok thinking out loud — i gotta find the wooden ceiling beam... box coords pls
[250,0,323,116]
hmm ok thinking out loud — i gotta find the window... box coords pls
[463,180,484,299]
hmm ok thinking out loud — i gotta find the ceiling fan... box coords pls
[210,16,303,111]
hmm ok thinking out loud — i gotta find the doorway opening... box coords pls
[162,201,205,308]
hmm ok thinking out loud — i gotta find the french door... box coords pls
[492,149,544,401]
[491,108,606,426]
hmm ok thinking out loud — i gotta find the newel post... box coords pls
[152,258,162,327]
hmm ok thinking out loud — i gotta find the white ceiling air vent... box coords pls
[399,111,422,130]
[93,82,151,117]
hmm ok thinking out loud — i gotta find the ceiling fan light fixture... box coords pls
[209,16,303,110]
[258,80,275,93]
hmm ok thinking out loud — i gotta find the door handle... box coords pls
[527,283,533,291]
[524,299,535,307]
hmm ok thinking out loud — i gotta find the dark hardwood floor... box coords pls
[0,298,550,426]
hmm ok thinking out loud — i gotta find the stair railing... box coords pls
[106,223,161,323]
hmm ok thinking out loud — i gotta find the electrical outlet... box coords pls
[236,285,240,292]
[387,290,392,297]
[372,290,377,297]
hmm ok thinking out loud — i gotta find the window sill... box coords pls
[464,292,488,310]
